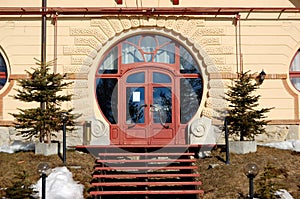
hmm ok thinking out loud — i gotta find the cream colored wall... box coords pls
[0,0,299,141]
[1,15,300,121]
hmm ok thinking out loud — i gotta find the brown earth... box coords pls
[0,146,299,199]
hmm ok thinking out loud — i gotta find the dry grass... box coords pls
[0,146,299,198]
[0,150,95,198]
[197,146,300,199]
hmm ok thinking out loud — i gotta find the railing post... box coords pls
[224,117,230,165]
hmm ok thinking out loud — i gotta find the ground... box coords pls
[0,146,299,199]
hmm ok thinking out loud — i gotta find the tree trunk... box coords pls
[240,129,245,141]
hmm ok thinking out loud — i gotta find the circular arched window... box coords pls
[290,49,300,90]
[95,34,203,144]
[0,52,8,90]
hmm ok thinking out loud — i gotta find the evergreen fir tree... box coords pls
[225,71,273,141]
[10,60,77,143]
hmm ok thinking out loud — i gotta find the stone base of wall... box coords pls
[256,124,300,143]
[0,124,299,147]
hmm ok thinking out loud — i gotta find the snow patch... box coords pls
[32,167,84,199]
[259,140,300,152]
[0,140,34,153]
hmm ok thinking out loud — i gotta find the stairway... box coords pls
[89,146,203,199]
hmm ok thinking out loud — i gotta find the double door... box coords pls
[119,67,178,145]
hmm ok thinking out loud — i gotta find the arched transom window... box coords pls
[95,34,203,127]
[290,49,300,90]
[0,52,8,90]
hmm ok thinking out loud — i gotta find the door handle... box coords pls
[150,104,169,129]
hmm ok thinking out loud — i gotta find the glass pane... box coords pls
[157,35,171,46]
[152,87,172,124]
[153,72,171,83]
[0,53,7,89]
[144,54,153,62]
[180,78,203,123]
[96,78,118,124]
[290,50,300,71]
[180,46,200,74]
[126,35,141,46]
[154,43,175,64]
[291,77,300,90]
[127,72,145,83]
[126,87,145,124]
[98,46,118,74]
[141,36,156,52]
[122,43,144,64]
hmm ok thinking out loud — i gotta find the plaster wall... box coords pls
[0,1,299,145]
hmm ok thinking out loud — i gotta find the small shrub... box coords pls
[256,163,286,199]
[5,170,36,199]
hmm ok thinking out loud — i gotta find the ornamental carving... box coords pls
[71,56,93,66]
[205,46,234,55]
[190,118,205,137]
[208,89,226,99]
[130,18,140,27]
[75,37,102,50]
[92,119,107,138]
[173,17,188,33]
[71,27,108,44]
[108,18,124,33]
[206,97,227,109]
[164,17,176,29]
[63,65,90,74]
[140,17,156,26]
[120,17,131,30]
[63,46,95,56]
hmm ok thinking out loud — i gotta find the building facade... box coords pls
[0,0,300,146]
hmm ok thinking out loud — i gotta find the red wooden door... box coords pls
[119,67,178,145]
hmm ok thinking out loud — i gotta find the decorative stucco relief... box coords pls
[71,56,93,66]
[108,18,124,33]
[71,80,89,89]
[206,97,228,109]
[64,46,97,58]
[74,37,102,51]
[164,17,177,30]
[208,89,226,99]
[66,16,233,145]
[70,27,108,44]
[212,56,226,65]
[63,65,90,74]
[201,107,213,118]
[198,27,226,36]
[190,27,203,42]
[130,18,140,27]
[205,46,234,55]
[207,64,232,73]
[206,65,221,73]
[173,17,189,33]
[91,19,116,38]
[209,79,231,88]
[190,27,226,43]
[156,17,166,27]
[200,37,221,45]
[120,17,132,30]
[140,17,157,26]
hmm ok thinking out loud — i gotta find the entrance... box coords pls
[95,33,203,146]
[119,67,177,145]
